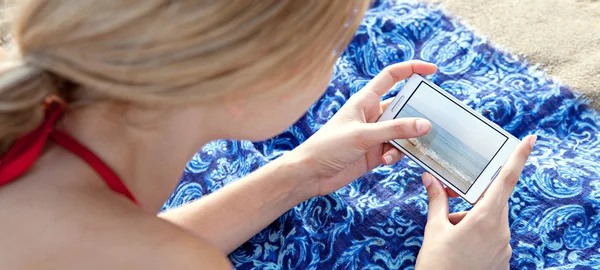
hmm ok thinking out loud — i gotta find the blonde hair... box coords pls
[0,0,369,154]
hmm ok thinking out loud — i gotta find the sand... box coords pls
[422,0,600,110]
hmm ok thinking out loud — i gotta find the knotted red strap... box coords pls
[0,100,138,204]
[0,101,63,183]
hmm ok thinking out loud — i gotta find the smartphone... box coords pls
[377,73,520,204]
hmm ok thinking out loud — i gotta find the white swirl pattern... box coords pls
[163,1,600,269]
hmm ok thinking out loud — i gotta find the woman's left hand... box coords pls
[292,60,438,198]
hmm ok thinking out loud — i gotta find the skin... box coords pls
[0,60,534,269]
[416,135,536,270]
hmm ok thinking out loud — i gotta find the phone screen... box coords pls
[393,81,508,193]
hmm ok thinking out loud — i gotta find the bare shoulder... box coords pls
[70,207,234,270]
[0,187,231,270]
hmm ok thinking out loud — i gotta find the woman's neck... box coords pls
[57,102,220,213]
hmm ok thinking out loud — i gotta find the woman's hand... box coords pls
[415,135,536,270]
[162,60,437,254]
[292,60,437,198]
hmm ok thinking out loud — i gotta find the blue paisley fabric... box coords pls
[163,1,600,269]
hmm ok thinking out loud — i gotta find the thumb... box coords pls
[360,118,431,149]
[422,173,449,225]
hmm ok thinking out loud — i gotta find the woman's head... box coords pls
[0,0,369,153]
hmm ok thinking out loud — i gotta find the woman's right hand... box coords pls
[415,135,536,270]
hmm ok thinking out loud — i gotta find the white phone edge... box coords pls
[377,73,520,204]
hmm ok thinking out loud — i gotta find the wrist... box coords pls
[274,148,322,202]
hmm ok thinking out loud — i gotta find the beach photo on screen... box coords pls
[393,82,507,193]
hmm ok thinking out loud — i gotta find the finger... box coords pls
[448,211,468,225]
[362,60,438,96]
[445,187,460,198]
[360,118,431,149]
[381,145,404,165]
[380,98,394,112]
[423,173,449,224]
[479,135,536,213]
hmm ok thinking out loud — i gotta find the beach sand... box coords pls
[422,0,600,110]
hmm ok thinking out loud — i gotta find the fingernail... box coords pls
[383,155,392,165]
[416,119,431,134]
[422,173,432,188]
[529,135,537,148]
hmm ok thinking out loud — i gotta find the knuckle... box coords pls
[352,91,370,101]
[505,245,513,259]
[501,232,511,246]
[428,189,441,202]
[349,129,363,142]
[394,120,417,138]
[383,66,400,83]
[350,127,371,149]
[503,170,521,187]
[392,120,408,133]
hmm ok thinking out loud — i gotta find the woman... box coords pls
[0,1,535,269]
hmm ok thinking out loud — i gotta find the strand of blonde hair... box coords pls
[0,0,369,155]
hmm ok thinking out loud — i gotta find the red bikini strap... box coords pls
[0,101,63,184]
[49,129,138,204]
[0,100,138,205]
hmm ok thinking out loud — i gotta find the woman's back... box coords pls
[0,152,230,269]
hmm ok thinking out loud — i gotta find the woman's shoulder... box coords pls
[0,185,231,269]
